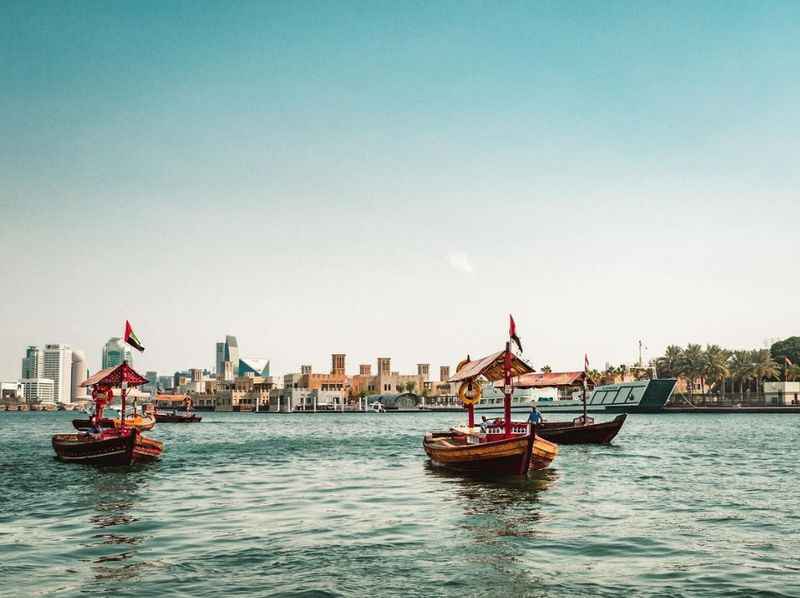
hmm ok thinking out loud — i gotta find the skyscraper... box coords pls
[44,344,72,404]
[21,346,44,379]
[71,349,88,401]
[215,335,239,380]
[102,337,132,369]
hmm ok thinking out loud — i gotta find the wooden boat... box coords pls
[52,428,163,466]
[423,318,559,476]
[533,414,627,445]
[154,411,202,423]
[424,426,558,475]
[72,413,156,432]
[52,358,164,466]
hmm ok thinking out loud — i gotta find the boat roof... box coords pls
[80,362,149,388]
[447,351,534,384]
[513,371,592,388]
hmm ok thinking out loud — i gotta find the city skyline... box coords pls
[2,3,799,380]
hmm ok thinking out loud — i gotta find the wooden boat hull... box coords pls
[52,429,163,466]
[72,416,156,432]
[423,431,557,475]
[154,413,202,423]
[534,414,627,445]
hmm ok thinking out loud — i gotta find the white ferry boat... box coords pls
[476,373,677,414]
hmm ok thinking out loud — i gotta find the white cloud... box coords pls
[447,251,473,274]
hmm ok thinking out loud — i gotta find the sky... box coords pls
[1,1,799,380]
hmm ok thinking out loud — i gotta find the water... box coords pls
[1,412,799,597]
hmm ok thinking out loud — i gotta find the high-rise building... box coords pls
[102,337,132,369]
[215,335,240,380]
[158,375,174,391]
[21,346,44,379]
[44,344,72,404]
[216,342,226,377]
[71,350,88,401]
[143,370,158,393]
[331,354,346,376]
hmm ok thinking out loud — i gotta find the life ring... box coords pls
[458,380,482,406]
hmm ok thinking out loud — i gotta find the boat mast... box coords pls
[504,341,512,437]
[120,365,128,432]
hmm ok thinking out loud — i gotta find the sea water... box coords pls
[1,412,798,597]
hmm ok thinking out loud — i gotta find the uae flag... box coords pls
[509,314,523,353]
[124,320,145,352]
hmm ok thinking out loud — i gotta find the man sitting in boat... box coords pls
[479,416,490,432]
[528,406,543,425]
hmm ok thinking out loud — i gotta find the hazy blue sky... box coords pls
[2,1,799,380]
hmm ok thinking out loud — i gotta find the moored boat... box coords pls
[423,317,559,476]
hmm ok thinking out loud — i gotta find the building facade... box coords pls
[21,378,55,404]
[44,344,72,404]
[102,337,132,369]
[21,346,44,379]
[215,335,239,380]
[70,349,88,402]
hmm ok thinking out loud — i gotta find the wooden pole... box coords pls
[504,341,512,437]
[467,401,475,428]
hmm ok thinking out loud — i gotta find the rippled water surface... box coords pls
[2,412,799,597]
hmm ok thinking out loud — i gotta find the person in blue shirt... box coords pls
[528,406,543,425]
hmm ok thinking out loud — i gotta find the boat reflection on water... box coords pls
[83,473,154,583]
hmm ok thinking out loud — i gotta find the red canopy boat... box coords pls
[52,361,164,465]
[423,319,558,476]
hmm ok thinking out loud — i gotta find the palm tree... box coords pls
[404,381,416,394]
[541,365,552,373]
[728,350,753,400]
[657,345,683,378]
[703,344,730,401]
[752,349,780,398]
[681,344,705,397]
[786,364,800,382]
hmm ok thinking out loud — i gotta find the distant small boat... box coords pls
[154,411,202,423]
[534,414,627,445]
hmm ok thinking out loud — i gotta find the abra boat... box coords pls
[52,360,163,466]
[535,414,627,444]
[423,318,558,476]
[72,410,156,432]
[154,410,202,423]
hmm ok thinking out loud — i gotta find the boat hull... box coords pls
[534,414,627,445]
[52,429,163,466]
[423,431,557,475]
[154,413,202,423]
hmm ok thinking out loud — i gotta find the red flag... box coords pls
[124,320,145,352]
[509,314,523,353]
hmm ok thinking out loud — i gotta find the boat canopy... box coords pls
[80,362,149,388]
[512,371,593,389]
[448,351,534,384]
